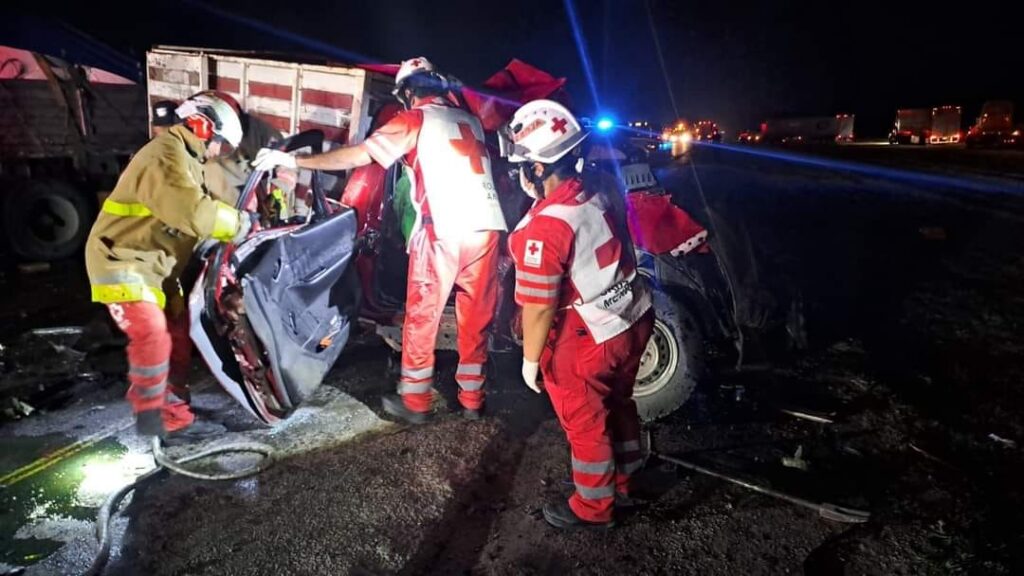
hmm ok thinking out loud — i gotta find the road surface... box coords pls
[2,143,1023,575]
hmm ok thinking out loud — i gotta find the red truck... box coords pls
[889,106,963,145]
[965,100,1022,148]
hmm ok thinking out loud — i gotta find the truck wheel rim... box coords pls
[634,318,679,398]
[28,196,80,245]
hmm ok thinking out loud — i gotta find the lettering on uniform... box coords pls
[601,279,633,309]
[524,240,544,268]
[514,119,545,142]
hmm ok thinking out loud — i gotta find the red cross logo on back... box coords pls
[449,122,488,175]
[551,117,568,134]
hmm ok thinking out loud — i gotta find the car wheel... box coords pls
[634,288,703,422]
[2,178,93,261]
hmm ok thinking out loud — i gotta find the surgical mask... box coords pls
[518,165,539,199]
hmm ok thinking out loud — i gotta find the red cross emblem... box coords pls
[410,58,422,68]
[550,117,568,134]
[524,239,544,267]
[449,122,488,175]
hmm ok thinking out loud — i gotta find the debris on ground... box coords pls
[987,434,1017,449]
[781,445,810,471]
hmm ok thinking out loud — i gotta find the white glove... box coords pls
[252,148,297,172]
[522,359,542,394]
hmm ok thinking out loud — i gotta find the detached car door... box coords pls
[189,131,360,424]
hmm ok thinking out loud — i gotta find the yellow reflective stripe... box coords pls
[271,188,290,219]
[91,284,166,309]
[102,199,153,217]
[210,201,240,241]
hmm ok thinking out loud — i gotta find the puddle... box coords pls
[0,435,138,569]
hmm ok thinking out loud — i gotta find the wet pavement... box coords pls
[3,144,1024,574]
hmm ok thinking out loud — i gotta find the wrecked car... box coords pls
[188,60,774,425]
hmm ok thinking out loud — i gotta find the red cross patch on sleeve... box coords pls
[524,239,544,268]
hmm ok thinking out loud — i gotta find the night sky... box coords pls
[11,0,1024,137]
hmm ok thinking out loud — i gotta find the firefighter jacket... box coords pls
[85,125,243,309]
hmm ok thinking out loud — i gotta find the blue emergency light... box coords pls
[596,117,614,131]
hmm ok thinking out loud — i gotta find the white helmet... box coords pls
[395,56,436,85]
[504,99,588,164]
[176,91,243,149]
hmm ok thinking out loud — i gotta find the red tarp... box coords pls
[625,192,709,255]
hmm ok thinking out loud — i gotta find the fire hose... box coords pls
[83,437,273,576]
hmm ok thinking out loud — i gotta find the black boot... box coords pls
[382,394,431,425]
[135,409,166,437]
[462,404,485,421]
[542,500,615,530]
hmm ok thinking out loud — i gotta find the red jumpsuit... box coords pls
[364,97,507,413]
[107,299,195,432]
[510,176,654,523]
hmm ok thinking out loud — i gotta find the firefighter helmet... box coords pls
[176,91,243,148]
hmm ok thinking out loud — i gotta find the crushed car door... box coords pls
[189,130,359,424]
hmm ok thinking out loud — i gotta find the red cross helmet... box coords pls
[395,56,436,85]
[504,99,588,164]
[175,90,243,148]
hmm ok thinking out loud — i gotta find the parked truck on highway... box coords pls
[761,114,854,144]
[965,100,1022,148]
[929,105,962,144]
[0,45,147,262]
[889,106,962,145]
[889,108,932,145]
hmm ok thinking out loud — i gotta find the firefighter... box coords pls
[151,100,179,138]
[86,91,254,437]
[503,100,655,529]
[253,57,507,422]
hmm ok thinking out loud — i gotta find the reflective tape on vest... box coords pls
[102,199,153,217]
[91,284,166,309]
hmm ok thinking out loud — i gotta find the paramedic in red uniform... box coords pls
[253,57,507,423]
[503,100,654,530]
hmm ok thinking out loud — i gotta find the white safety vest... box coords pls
[415,105,507,238]
[522,190,652,344]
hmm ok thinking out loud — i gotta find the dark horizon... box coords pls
[9,0,1024,137]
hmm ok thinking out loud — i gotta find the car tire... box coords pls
[634,287,703,422]
[1,178,93,261]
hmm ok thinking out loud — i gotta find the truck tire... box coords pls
[2,179,93,261]
[634,288,703,422]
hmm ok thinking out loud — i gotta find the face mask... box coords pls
[518,165,539,199]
